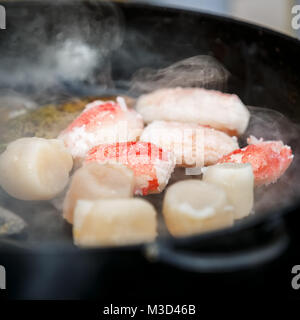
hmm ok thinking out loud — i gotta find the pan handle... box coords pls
[145,229,289,273]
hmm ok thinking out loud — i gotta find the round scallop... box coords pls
[202,163,254,220]
[162,180,234,237]
[0,137,73,200]
[73,198,157,247]
[63,162,134,224]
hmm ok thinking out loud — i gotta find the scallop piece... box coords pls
[58,98,144,164]
[73,198,157,247]
[135,87,250,136]
[202,163,254,220]
[162,180,234,237]
[0,138,73,201]
[63,162,134,224]
[140,121,238,167]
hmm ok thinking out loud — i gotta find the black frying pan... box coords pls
[0,0,300,300]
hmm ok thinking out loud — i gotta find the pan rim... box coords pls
[0,0,299,253]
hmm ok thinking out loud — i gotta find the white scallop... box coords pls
[202,163,254,220]
[162,180,234,237]
[0,137,73,200]
[73,198,157,247]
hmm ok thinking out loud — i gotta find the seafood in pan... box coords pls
[0,86,294,246]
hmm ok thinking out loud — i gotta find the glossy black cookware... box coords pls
[0,0,300,300]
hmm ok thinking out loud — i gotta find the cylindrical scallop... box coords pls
[162,180,234,237]
[0,137,73,200]
[135,87,250,135]
[63,162,134,224]
[140,121,238,167]
[202,163,254,220]
[73,198,157,247]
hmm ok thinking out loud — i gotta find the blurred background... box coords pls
[130,0,300,38]
[2,0,300,38]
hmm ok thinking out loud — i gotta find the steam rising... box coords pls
[52,39,99,82]
[0,0,123,91]
[243,107,299,143]
[130,55,229,95]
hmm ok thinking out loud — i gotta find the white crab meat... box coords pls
[58,98,144,164]
[85,141,176,195]
[140,121,238,167]
[135,87,250,135]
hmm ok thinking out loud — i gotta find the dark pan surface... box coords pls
[0,1,300,250]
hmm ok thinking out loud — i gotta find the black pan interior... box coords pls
[0,0,300,248]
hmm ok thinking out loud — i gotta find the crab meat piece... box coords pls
[219,136,293,186]
[135,87,250,135]
[63,162,134,224]
[0,138,73,201]
[58,98,144,164]
[85,141,176,196]
[162,180,234,237]
[73,198,157,247]
[140,121,239,167]
[203,163,254,219]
